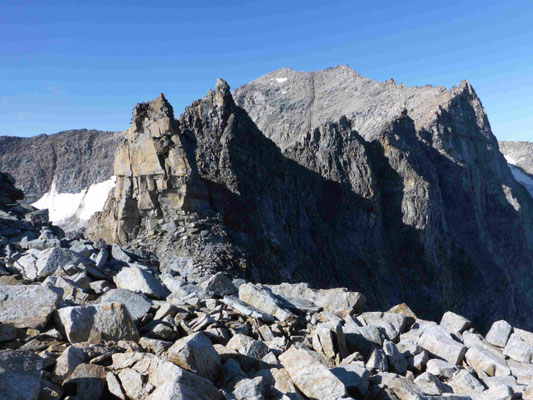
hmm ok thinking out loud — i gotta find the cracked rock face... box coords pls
[87,67,533,331]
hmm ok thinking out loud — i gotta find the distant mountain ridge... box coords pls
[0,129,121,228]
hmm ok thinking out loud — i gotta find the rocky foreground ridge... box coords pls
[4,173,533,399]
[86,67,533,332]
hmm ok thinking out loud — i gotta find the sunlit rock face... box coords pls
[89,68,533,330]
[88,93,210,244]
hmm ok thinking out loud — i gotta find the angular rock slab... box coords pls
[267,282,366,314]
[486,320,513,348]
[465,345,510,377]
[98,288,153,322]
[0,350,44,400]
[167,333,221,383]
[417,324,467,365]
[0,284,60,329]
[279,346,347,400]
[114,265,170,299]
[14,247,83,280]
[503,334,533,363]
[239,283,296,322]
[56,302,139,344]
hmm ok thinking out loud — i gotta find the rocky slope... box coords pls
[499,142,533,175]
[86,70,533,333]
[4,176,533,399]
[0,129,121,228]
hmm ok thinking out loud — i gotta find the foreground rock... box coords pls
[56,302,139,343]
[279,346,347,399]
[167,333,221,382]
[0,350,44,400]
[0,284,60,328]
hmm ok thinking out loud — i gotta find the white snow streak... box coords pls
[32,176,116,224]
[509,164,533,198]
[274,77,288,83]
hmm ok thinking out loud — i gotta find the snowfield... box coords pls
[32,176,116,225]
[505,156,533,198]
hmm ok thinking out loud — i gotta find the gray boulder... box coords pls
[14,247,82,280]
[56,302,139,344]
[279,346,347,400]
[486,320,513,348]
[0,284,60,328]
[0,350,44,400]
[98,288,152,322]
[167,333,221,383]
[114,264,170,299]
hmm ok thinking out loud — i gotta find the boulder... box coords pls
[54,345,85,382]
[413,372,452,395]
[503,334,533,363]
[267,282,366,314]
[0,284,60,328]
[227,334,269,361]
[417,324,467,364]
[14,247,82,280]
[426,359,458,379]
[221,296,275,322]
[111,244,132,262]
[238,283,295,322]
[366,348,388,372]
[440,311,472,335]
[114,265,170,299]
[147,358,223,400]
[56,302,139,344]
[465,345,511,377]
[200,272,237,296]
[486,320,513,348]
[167,333,221,382]
[448,369,485,394]
[278,346,347,400]
[383,340,408,375]
[98,288,152,322]
[311,321,349,359]
[330,361,370,397]
[0,350,44,400]
[63,363,106,400]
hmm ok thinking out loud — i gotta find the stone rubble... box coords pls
[3,203,533,400]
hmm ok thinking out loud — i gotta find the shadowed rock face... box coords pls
[89,68,533,330]
[0,129,121,204]
[0,172,24,209]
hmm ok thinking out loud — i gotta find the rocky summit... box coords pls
[87,67,533,332]
[1,65,533,399]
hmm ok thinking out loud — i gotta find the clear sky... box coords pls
[1,0,532,141]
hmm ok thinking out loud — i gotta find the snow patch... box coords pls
[505,155,518,165]
[32,176,116,225]
[509,164,533,198]
[274,77,288,83]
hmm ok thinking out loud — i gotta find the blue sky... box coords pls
[1,0,532,140]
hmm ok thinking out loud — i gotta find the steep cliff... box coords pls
[88,70,533,330]
[234,67,533,329]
